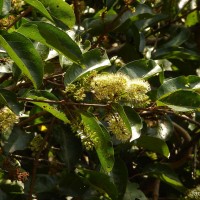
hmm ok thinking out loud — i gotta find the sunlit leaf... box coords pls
[64,49,110,85]
[81,112,114,172]
[157,75,200,98]
[118,59,161,78]
[26,93,70,123]
[39,0,75,28]
[157,90,200,112]
[17,22,82,63]
[24,0,53,21]
[135,135,170,158]
[143,163,186,192]
[0,31,44,88]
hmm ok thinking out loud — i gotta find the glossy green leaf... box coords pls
[162,28,190,48]
[118,59,161,78]
[64,49,110,85]
[81,112,114,172]
[110,157,128,200]
[152,47,200,60]
[26,93,70,123]
[157,75,200,98]
[143,163,185,192]
[39,0,75,28]
[17,22,82,63]
[157,90,200,112]
[0,31,43,88]
[145,116,173,141]
[78,168,118,200]
[0,0,11,16]
[123,182,147,200]
[3,127,32,153]
[124,106,143,141]
[112,104,142,141]
[58,170,87,196]
[0,89,22,114]
[24,0,53,21]
[54,125,82,170]
[112,103,132,137]
[135,135,170,158]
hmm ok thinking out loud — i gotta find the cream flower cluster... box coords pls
[90,73,150,107]
[0,106,18,134]
[11,0,25,11]
[106,113,131,142]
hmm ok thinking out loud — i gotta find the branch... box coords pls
[18,111,47,127]
[27,118,55,200]
[92,1,136,48]
[6,6,32,30]
[17,97,109,107]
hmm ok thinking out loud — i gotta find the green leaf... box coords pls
[24,0,53,21]
[110,157,128,200]
[81,112,114,172]
[145,116,173,141]
[157,75,200,98]
[123,182,147,200]
[162,28,190,48]
[58,170,87,196]
[33,174,57,193]
[112,103,132,137]
[54,125,82,170]
[135,135,170,158]
[3,127,32,153]
[26,93,70,123]
[118,59,161,78]
[0,0,11,16]
[186,10,199,27]
[64,49,111,85]
[143,163,186,192]
[0,89,22,114]
[17,22,82,63]
[0,31,44,88]
[78,168,118,200]
[112,104,142,141]
[124,106,143,141]
[157,90,200,112]
[39,0,75,28]
[152,47,200,60]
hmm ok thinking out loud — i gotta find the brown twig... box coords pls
[6,6,32,30]
[152,179,160,200]
[92,1,136,48]
[27,118,55,200]
[18,111,47,127]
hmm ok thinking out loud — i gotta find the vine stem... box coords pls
[27,118,55,200]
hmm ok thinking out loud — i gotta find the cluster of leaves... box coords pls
[0,0,200,199]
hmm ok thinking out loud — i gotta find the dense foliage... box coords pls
[1,0,200,199]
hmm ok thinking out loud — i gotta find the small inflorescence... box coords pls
[76,123,99,150]
[11,0,25,12]
[30,134,46,156]
[106,113,131,142]
[0,106,19,135]
[184,185,200,200]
